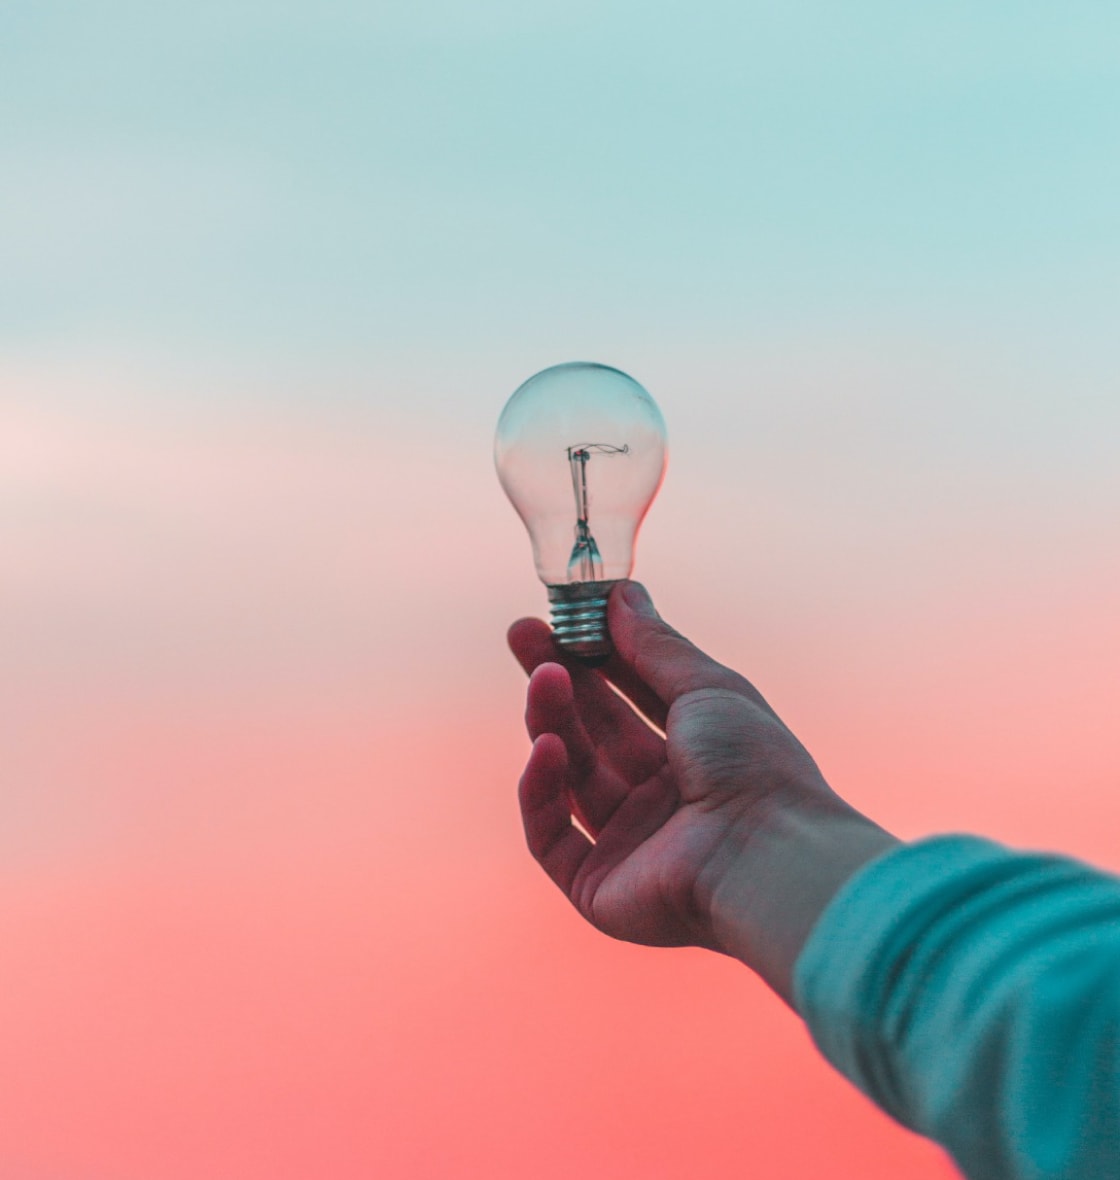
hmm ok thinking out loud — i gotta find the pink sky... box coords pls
[1,359,1116,1177]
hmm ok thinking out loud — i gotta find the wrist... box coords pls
[701,791,899,1005]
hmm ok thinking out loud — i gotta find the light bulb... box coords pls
[495,361,668,663]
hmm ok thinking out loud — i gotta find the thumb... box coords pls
[609,581,744,707]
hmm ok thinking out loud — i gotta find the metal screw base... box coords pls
[547,580,617,665]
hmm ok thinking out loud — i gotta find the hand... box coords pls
[509,582,896,1000]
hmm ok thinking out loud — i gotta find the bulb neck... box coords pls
[547,580,616,665]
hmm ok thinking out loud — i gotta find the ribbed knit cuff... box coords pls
[792,834,1013,1127]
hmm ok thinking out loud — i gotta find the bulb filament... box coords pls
[566,443,628,581]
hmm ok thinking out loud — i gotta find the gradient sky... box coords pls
[2,4,1119,1178]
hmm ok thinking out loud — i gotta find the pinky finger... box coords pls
[518,734,593,899]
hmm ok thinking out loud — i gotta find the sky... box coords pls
[2,3,1119,1177]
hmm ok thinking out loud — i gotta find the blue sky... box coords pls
[4,1,1118,394]
[2,0,1118,582]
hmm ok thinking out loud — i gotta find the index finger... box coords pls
[508,618,665,781]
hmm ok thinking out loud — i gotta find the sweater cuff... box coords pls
[791,834,1013,1126]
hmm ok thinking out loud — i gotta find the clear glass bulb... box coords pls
[495,362,668,662]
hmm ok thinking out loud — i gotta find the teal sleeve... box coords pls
[793,835,1120,1180]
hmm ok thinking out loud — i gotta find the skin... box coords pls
[508,580,899,1005]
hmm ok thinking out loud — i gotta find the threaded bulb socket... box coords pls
[547,580,616,665]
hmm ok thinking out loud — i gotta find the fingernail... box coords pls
[621,581,657,618]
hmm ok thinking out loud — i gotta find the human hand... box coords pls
[509,582,896,999]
